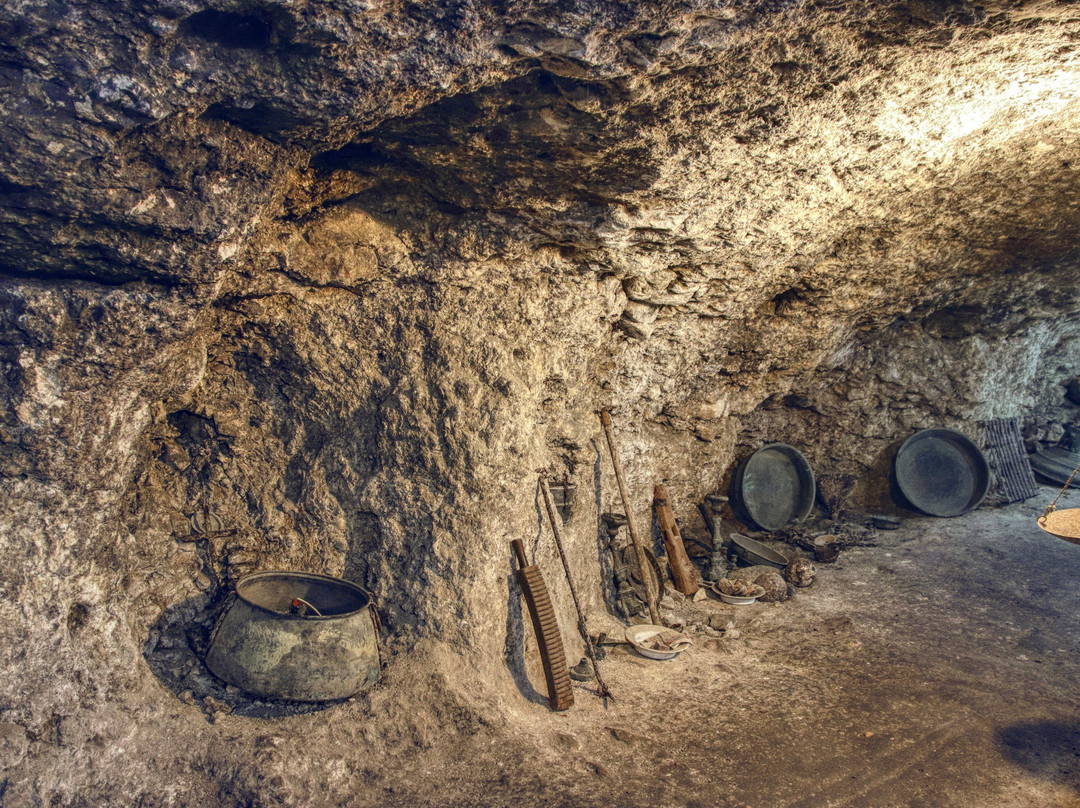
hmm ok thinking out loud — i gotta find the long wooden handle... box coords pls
[540,476,612,700]
[599,411,661,625]
[654,484,699,596]
[511,539,529,569]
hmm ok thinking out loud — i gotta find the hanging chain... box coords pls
[1042,455,1080,521]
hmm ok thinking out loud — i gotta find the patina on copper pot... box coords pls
[205,570,379,702]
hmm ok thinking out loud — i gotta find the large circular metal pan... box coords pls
[1029,446,1080,489]
[733,443,816,532]
[893,428,989,517]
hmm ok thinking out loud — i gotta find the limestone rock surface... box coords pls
[2,0,1080,803]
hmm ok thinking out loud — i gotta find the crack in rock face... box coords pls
[1,0,1080,802]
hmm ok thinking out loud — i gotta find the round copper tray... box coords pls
[893,428,989,517]
[733,443,815,532]
[1038,509,1080,546]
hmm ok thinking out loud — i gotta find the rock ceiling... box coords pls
[2,1,1079,287]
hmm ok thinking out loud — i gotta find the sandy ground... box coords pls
[338,489,1080,808]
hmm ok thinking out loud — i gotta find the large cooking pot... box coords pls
[205,570,379,702]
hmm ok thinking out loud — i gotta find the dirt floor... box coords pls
[26,488,1080,807]
[328,489,1080,808]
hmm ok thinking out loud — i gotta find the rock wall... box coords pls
[2,0,1080,801]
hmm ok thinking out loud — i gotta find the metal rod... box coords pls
[539,474,612,702]
[598,410,661,625]
[704,494,729,582]
[1043,452,1080,520]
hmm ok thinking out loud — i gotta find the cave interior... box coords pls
[2,0,1080,805]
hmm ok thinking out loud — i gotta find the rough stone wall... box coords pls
[742,307,1080,507]
[2,0,1080,801]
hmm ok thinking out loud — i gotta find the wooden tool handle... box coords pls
[599,410,661,625]
[511,539,529,569]
[654,484,699,596]
[539,475,612,700]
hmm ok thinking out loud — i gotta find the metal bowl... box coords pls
[1038,509,1080,546]
[711,582,766,605]
[732,443,816,531]
[893,428,989,517]
[624,624,690,660]
[1030,446,1080,489]
[729,532,789,569]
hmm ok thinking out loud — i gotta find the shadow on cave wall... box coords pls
[504,486,556,706]
[125,300,447,678]
[215,314,434,640]
[310,68,658,252]
[503,568,549,708]
[590,440,618,614]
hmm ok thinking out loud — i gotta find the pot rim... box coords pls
[234,569,371,621]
